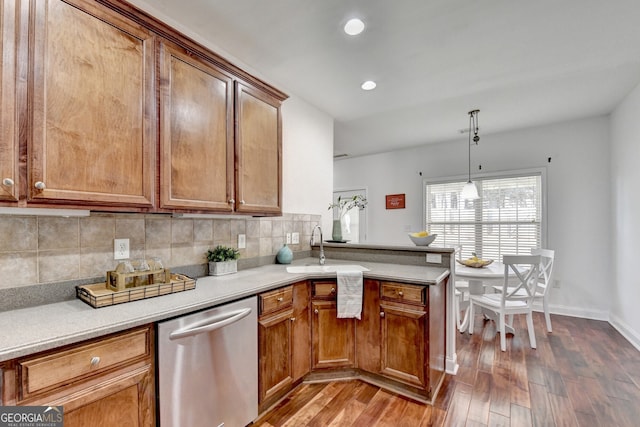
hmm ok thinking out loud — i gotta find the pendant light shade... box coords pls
[463,109,480,200]
[462,180,479,199]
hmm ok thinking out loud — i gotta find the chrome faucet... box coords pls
[310,224,325,265]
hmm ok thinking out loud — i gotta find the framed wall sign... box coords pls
[385,193,405,209]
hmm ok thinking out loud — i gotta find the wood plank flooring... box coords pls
[253,312,640,426]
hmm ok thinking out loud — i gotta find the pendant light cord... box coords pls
[468,113,472,182]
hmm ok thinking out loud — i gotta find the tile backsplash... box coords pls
[0,212,320,291]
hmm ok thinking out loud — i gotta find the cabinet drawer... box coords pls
[380,282,425,305]
[312,281,337,299]
[259,286,293,315]
[19,327,150,398]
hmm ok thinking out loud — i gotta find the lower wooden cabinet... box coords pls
[2,325,155,427]
[258,281,309,412]
[356,279,382,373]
[258,275,447,412]
[379,302,427,388]
[311,300,355,370]
[258,306,294,407]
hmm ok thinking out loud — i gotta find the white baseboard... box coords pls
[608,313,640,352]
[446,354,459,375]
[533,303,640,351]
[533,302,609,321]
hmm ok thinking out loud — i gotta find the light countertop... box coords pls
[0,257,449,362]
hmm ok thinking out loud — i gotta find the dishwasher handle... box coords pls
[169,307,252,340]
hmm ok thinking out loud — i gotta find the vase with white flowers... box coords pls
[327,194,368,241]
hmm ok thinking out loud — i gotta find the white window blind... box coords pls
[425,173,542,261]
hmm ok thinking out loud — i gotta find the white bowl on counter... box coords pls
[408,233,437,246]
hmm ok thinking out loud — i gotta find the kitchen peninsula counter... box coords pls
[0,256,450,362]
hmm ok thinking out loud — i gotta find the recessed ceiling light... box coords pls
[344,18,365,36]
[361,80,376,91]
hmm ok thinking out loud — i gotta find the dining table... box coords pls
[455,261,518,334]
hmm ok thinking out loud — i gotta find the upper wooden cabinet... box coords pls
[158,41,234,212]
[29,0,156,207]
[0,0,286,214]
[235,82,282,215]
[0,0,19,203]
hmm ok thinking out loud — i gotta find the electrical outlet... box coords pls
[291,232,300,244]
[237,234,246,249]
[114,238,130,260]
[286,233,291,244]
[426,253,442,264]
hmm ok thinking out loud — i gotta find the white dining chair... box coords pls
[491,248,555,332]
[468,254,540,352]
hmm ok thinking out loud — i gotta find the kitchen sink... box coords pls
[285,264,369,274]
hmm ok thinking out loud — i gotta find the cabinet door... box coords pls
[29,0,155,207]
[258,307,293,408]
[356,279,381,373]
[291,281,310,381]
[235,82,281,215]
[0,0,19,202]
[47,364,154,427]
[380,303,427,389]
[311,300,355,370]
[159,41,234,211]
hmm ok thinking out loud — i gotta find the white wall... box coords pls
[281,96,334,228]
[335,117,612,320]
[610,83,640,348]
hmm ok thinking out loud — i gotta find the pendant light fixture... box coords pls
[461,109,480,200]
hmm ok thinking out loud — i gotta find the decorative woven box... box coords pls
[76,259,196,308]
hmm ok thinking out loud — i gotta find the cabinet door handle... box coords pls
[34,181,46,190]
[228,199,235,204]
[290,317,296,322]
[240,200,246,205]
[314,309,319,314]
[330,288,336,294]
[277,297,283,302]
[380,312,385,318]
[398,291,404,297]
[2,178,14,186]
[90,356,101,367]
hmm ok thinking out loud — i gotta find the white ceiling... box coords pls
[129,0,640,158]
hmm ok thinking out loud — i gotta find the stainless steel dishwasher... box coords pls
[158,296,258,427]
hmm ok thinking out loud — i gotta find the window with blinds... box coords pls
[425,173,542,260]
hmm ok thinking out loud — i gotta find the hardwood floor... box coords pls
[253,312,640,426]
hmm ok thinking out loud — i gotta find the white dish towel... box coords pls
[337,270,363,319]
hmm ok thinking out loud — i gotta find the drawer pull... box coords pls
[277,297,284,302]
[314,309,319,314]
[380,312,385,318]
[398,291,404,297]
[290,317,296,322]
[330,288,336,294]
[90,356,101,367]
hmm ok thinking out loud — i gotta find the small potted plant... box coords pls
[206,245,240,276]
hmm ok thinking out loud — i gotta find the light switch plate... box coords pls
[114,238,130,260]
[291,232,300,244]
[426,253,442,264]
[286,233,292,244]
[237,234,246,249]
